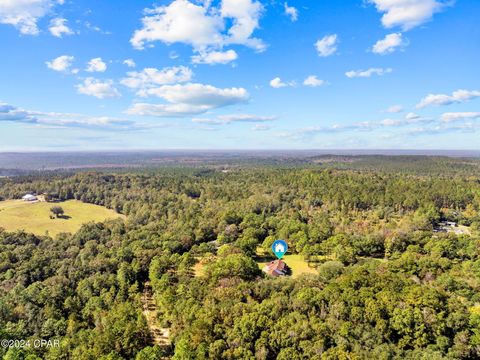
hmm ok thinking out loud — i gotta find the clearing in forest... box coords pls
[256,254,319,278]
[141,282,171,347]
[0,199,125,236]
[193,252,319,279]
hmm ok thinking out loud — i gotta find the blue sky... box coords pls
[0,0,479,150]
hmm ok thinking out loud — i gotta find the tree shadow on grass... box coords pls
[50,215,71,220]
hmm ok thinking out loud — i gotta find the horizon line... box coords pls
[0,148,480,155]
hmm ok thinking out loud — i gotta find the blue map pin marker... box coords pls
[272,240,288,259]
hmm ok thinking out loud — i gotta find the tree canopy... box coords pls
[0,159,480,358]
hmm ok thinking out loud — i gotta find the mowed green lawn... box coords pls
[0,199,125,236]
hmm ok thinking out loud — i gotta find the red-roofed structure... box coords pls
[262,259,287,277]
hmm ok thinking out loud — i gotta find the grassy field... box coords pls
[0,199,125,236]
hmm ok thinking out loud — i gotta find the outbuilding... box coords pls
[22,194,37,202]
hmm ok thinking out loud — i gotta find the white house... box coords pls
[22,194,37,202]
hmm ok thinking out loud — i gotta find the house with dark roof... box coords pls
[262,259,287,277]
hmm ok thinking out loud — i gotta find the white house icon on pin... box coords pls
[275,243,285,253]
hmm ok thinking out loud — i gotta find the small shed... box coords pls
[22,194,37,202]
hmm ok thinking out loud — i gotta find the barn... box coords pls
[22,194,37,202]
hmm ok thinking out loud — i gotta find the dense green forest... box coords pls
[1,159,480,359]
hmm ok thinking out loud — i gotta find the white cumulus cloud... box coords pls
[123,59,136,68]
[303,75,325,87]
[130,0,264,54]
[131,0,222,50]
[191,49,238,65]
[0,0,63,35]
[46,55,74,72]
[76,78,120,99]
[372,33,405,54]
[416,89,480,108]
[86,57,107,73]
[270,77,288,88]
[49,17,73,37]
[126,83,249,117]
[345,67,392,78]
[121,66,193,92]
[142,83,248,104]
[315,34,338,57]
[284,2,298,22]
[220,0,264,50]
[368,0,450,31]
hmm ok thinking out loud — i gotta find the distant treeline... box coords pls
[1,152,479,174]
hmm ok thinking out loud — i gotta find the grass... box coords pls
[193,255,217,278]
[0,199,125,236]
[193,259,206,277]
